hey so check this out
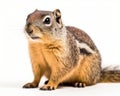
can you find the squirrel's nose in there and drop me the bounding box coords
[27,29,33,34]
[26,23,33,34]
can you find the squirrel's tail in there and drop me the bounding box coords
[100,66,120,82]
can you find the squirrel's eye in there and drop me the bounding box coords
[43,17,51,25]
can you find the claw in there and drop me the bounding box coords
[74,82,86,88]
[23,83,38,88]
[40,85,55,90]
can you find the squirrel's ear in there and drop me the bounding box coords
[53,9,63,26]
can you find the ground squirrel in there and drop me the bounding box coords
[23,9,120,90]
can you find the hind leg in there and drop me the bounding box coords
[61,54,101,88]
[75,54,101,87]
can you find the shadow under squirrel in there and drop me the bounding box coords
[23,9,120,90]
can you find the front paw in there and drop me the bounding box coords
[23,83,38,88]
[40,85,57,90]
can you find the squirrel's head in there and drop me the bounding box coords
[25,9,65,42]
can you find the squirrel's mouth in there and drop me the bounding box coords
[27,33,40,39]
[31,36,40,39]
[25,28,40,39]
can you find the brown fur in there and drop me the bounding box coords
[66,26,97,50]
[100,68,120,82]
[23,9,120,90]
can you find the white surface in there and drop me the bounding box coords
[0,83,120,96]
[0,0,120,96]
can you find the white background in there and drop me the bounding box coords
[0,0,120,96]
